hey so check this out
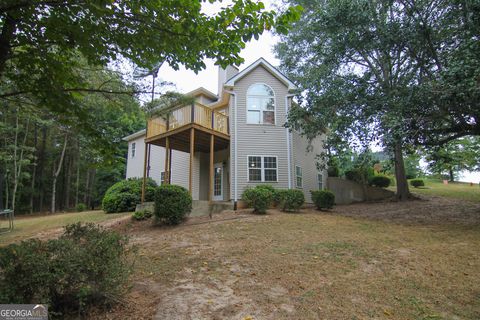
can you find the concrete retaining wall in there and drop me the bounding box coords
[327,177,394,205]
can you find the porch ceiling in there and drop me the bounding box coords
[147,124,229,153]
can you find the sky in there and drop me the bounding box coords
[156,0,280,95]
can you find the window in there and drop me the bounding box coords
[131,142,136,158]
[248,156,277,182]
[318,173,323,190]
[247,84,275,125]
[296,166,303,188]
[160,172,165,185]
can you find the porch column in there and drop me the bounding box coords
[209,134,214,202]
[189,128,195,195]
[164,137,170,184]
[141,141,148,203]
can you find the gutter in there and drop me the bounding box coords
[224,89,238,210]
[285,94,295,189]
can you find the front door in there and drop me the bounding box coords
[213,163,223,201]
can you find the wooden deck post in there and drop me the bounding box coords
[141,142,148,203]
[209,134,214,203]
[189,128,195,195]
[164,137,170,184]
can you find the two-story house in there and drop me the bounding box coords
[123,58,326,209]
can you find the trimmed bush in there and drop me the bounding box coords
[311,190,335,210]
[410,179,425,188]
[102,178,157,213]
[369,175,391,188]
[279,189,305,212]
[242,186,274,214]
[154,185,192,225]
[75,203,87,212]
[0,223,132,316]
[132,209,152,221]
[273,189,289,206]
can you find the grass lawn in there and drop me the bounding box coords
[100,197,480,320]
[0,210,130,245]
[408,179,480,202]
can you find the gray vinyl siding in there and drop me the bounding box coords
[291,133,327,203]
[230,65,290,200]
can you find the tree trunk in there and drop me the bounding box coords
[83,168,90,205]
[89,168,96,210]
[29,124,38,214]
[0,167,4,211]
[65,154,71,209]
[51,134,68,214]
[0,14,16,79]
[37,126,47,212]
[394,141,410,201]
[75,144,80,207]
[449,168,454,182]
[12,111,30,214]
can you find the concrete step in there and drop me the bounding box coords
[135,200,234,217]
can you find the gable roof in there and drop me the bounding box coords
[224,58,297,91]
[122,129,146,141]
[185,87,218,101]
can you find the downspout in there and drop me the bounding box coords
[225,90,237,210]
[285,94,295,189]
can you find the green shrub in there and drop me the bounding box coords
[0,223,132,316]
[132,209,152,221]
[75,203,87,212]
[410,179,425,188]
[345,167,374,184]
[273,189,288,206]
[102,178,157,213]
[279,189,305,212]
[311,190,335,210]
[154,185,192,225]
[242,186,274,214]
[368,175,391,188]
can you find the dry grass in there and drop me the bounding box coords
[98,196,480,320]
[409,179,480,203]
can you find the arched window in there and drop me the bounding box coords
[247,84,275,124]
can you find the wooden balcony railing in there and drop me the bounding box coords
[146,103,229,139]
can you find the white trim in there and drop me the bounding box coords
[246,83,276,125]
[285,94,294,189]
[247,155,278,183]
[122,129,146,141]
[225,58,297,91]
[317,172,324,190]
[295,165,303,189]
[225,90,237,203]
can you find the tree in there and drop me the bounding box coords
[426,138,479,181]
[276,0,420,200]
[0,1,302,123]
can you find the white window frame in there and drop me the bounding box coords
[317,172,324,190]
[131,142,136,158]
[295,165,303,188]
[247,155,278,182]
[246,83,276,125]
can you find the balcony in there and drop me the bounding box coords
[145,102,230,153]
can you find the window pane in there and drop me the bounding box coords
[249,169,262,181]
[263,111,275,124]
[297,176,302,188]
[318,174,323,190]
[249,156,262,168]
[247,97,260,110]
[248,84,274,96]
[264,157,277,169]
[263,98,275,110]
[265,169,277,182]
[296,166,302,176]
[247,110,260,124]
